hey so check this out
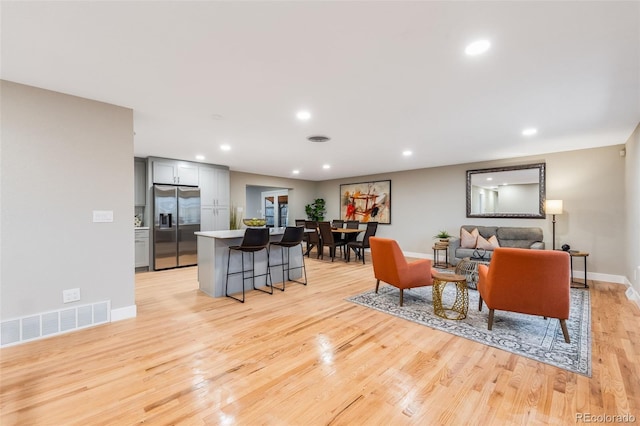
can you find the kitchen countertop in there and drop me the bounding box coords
[195,227,286,239]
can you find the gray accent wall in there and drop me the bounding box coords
[1,81,135,320]
[317,145,627,277]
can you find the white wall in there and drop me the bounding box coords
[316,145,627,277]
[0,81,135,320]
[624,124,640,296]
[229,171,317,225]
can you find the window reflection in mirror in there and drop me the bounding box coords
[466,163,546,218]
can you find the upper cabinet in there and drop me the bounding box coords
[134,158,147,206]
[199,166,229,206]
[152,160,198,186]
[199,166,230,231]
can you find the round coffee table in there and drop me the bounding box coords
[432,272,468,320]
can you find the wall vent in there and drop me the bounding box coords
[0,301,110,347]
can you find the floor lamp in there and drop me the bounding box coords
[545,200,563,250]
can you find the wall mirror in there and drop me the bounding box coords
[466,163,546,218]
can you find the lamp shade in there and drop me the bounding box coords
[545,199,563,215]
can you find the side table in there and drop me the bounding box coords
[568,251,589,288]
[432,272,468,320]
[432,245,449,268]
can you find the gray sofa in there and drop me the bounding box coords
[448,225,544,266]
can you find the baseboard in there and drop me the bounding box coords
[623,278,640,309]
[403,251,429,259]
[111,305,137,322]
[402,251,631,286]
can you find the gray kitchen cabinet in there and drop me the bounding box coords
[199,166,230,231]
[152,160,198,186]
[134,228,149,268]
[134,158,146,206]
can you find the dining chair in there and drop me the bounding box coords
[343,220,360,245]
[347,221,378,264]
[332,219,345,243]
[318,221,346,262]
[304,220,321,258]
[225,227,273,303]
[270,226,307,290]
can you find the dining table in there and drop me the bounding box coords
[303,227,365,258]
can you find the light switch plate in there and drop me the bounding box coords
[93,210,114,222]
[63,288,81,303]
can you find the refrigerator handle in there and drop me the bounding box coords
[168,213,173,227]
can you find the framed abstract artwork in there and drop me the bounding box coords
[340,180,391,224]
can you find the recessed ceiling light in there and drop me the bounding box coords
[195,154,205,161]
[220,144,231,151]
[465,39,491,56]
[522,128,538,136]
[402,150,413,156]
[292,170,300,175]
[486,177,493,181]
[296,110,311,121]
[322,164,331,170]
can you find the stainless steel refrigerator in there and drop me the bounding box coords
[153,185,201,270]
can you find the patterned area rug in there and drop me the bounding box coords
[347,284,591,376]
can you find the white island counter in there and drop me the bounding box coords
[195,228,304,297]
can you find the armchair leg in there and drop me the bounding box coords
[560,319,571,343]
[399,288,404,307]
[478,295,483,311]
[487,309,495,330]
[375,279,380,293]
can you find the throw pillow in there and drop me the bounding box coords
[461,228,479,248]
[476,235,499,250]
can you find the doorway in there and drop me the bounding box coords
[262,190,288,227]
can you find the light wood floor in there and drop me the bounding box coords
[1,254,639,425]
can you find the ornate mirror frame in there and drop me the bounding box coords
[466,163,546,219]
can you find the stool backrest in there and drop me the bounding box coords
[280,226,304,244]
[241,228,270,248]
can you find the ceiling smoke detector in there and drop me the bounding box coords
[307,135,331,143]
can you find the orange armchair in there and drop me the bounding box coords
[477,247,571,343]
[370,237,436,306]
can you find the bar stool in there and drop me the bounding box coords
[225,228,273,303]
[269,226,307,291]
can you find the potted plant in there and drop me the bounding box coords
[434,230,451,242]
[305,198,326,221]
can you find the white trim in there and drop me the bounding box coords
[623,279,640,309]
[111,305,137,322]
[403,251,429,259]
[401,251,633,287]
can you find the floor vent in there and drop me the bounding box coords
[0,301,111,347]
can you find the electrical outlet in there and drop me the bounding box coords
[63,288,81,303]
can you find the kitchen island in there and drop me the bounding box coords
[195,228,304,298]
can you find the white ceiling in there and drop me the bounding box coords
[2,1,639,181]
